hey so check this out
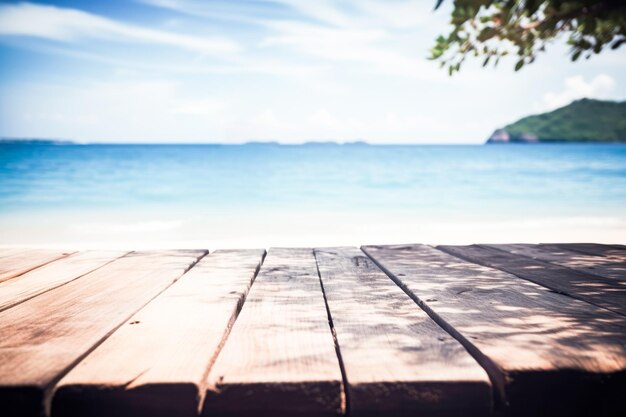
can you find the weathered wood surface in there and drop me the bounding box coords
[0,251,127,312]
[0,249,74,283]
[363,244,626,417]
[486,243,626,282]
[0,250,205,417]
[314,247,492,417]
[0,244,625,417]
[553,243,626,257]
[202,248,343,417]
[439,244,626,316]
[51,249,265,417]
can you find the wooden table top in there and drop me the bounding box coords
[0,243,624,417]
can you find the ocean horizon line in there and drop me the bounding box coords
[1,137,484,146]
[3,138,626,146]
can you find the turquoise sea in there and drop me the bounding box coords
[1,143,625,247]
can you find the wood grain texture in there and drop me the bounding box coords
[0,251,127,312]
[554,243,626,257]
[487,244,626,282]
[363,244,626,417]
[314,247,491,417]
[51,249,265,417]
[0,250,74,283]
[202,248,343,417]
[0,250,205,417]
[440,244,626,316]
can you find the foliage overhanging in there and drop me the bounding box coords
[431,0,626,74]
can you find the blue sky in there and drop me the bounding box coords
[0,0,625,144]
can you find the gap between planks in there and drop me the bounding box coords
[360,245,507,408]
[0,250,207,417]
[362,244,626,417]
[202,248,344,417]
[439,244,626,317]
[314,250,350,417]
[51,249,265,417]
[43,250,208,417]
[0,250,130,313]
[0,250,76,283]
[486,243,626,282]
[315,247,492,417]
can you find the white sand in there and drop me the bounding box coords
[1,211,624,250]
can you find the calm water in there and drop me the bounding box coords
[1,143,625,247]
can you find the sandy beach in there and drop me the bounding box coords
[1,211,624,250]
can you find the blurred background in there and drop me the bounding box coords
[0,0,625,248]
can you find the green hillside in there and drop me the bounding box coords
[487,99,626,143]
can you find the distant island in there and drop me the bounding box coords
[0,138,73,145]
[487,99,626,144]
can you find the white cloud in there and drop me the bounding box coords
[1,78,232,142]
[138,0,432,29]
[137,0,289,24]
[0,1,445,80]
[0,2,239,54]
[31,43,328,80]
[250,109,281,127]
[357,0,428,28]
[540,74,617,110]
[171,98,225,115]
[260,21,440,80]
[307,109,344,130]
[220,107,459,144]
[274,0,352,27]
[275,0,433,29]
[136,0,444,79]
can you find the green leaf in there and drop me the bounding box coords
[430,47,444,59]
[593,42,603,54]
[611,38,625,50]
[477,27,497,42]
[430,0,626,74]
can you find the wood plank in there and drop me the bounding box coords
[363,244,626,417]
[556,243,626,280]
[202,248,343,417]
[51,249,265,417]
[439,244,626,316]
[0,249,206,417]
[0,249,74,283]
[487,243,626,282]
[0,251,128,312]
[314,247,491,417]
[554,243,626,257]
